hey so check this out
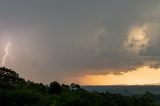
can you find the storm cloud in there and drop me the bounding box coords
[0,0,160,83]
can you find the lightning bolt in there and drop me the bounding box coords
[1,41,11,67]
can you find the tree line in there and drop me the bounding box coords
[0,67,159,106]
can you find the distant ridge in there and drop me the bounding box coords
[82,85,160,95]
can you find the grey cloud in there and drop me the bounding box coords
[0,0,160,83]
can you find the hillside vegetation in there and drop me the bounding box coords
[0,67,158,106]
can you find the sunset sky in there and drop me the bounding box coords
[0,0,160,85]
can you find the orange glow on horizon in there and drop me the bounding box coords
[78,66,160,85]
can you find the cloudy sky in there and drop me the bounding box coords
[0,0,160,85]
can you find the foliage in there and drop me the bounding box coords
[0,67,159,106]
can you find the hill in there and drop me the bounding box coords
[0,67,158,106]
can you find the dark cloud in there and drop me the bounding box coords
[0,0,160,83]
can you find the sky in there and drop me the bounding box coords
[0,0,160,85]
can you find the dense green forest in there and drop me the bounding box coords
[0,67,159,106]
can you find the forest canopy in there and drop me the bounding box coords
[0,67,158,106]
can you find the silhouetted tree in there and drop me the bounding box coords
[49,81,62,94]
[70,83,80,90]
[0,67,19,89]
[61,84,70,92]
[0,67,19,82]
